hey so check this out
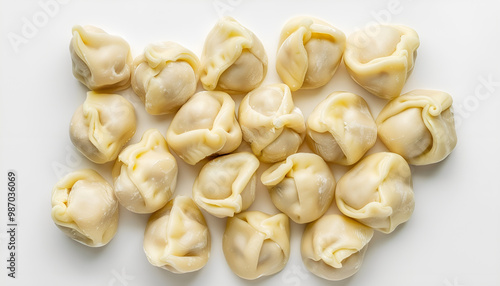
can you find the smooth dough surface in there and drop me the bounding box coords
[143,196,210,273]
[193,152,259,218]
[113,129,178,214]
[261,153,336,224]
[376,89,457,165]
[51,169,119,247]
[69,91,136,164]
[223,211,290,280]
[200,16,267,93]
[238,83,305,163]
[344,24,420,99]
[70,25,132,92]
[307,91,377,165]
[335,152,415,233]
[131,41,199,115]
[276,16,346,91]
[301,214,374,281]
[166,90,242,165]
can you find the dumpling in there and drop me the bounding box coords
[70,25,132,92]
[335,152,415,233]
[223,211,290,280]
[131,41,199,115]
[143,196,210,273]
[200,16,267,94]
[344,24,419,99]
[112,129,178,214]
[51,169,119,247]
[276,16,346,91]
[306,91,377,165]
[376,89,457,165]
[166,90,242,165]
[70,91,136,164]
[261,153,336,224]
[301,214,374,281]
[192,152,259,218]
[238,83,305,163]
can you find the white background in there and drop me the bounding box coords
[1,0,500,285]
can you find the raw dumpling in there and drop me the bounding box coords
[131,42,199,115]
[376,89,457,165]
[335,152,414,233]
[301,214,374,281]
[223,211,290,280]
[143,196,210,273]
[306,91,377,165]
[51,169,119,247]
[200,16,267,94]
[344,24,419,99]
[276,16,346,91]
[70,91,136,164]
[238,83,305,163]
[113,129,178,214]
[261,153,336,224]
[70,25,132,92]
[192,152,259,218]
[166,90,242,165]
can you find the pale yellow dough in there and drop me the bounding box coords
[143,196,210,273]
[113,129,178,214]
[306,91,377,165]
[51,169,119,247]
[261,153,336,224]
[276,16,346,91]
[200,16,267,94]
[131,42,199,115]
[301,214,374,281]
[70,25,132,92]
[223,211,290,280]
[69,91,136,164]
[344,24,419,99]
[335,152,415,233]
[238,83,306,163]
[192,152,259,218]
[166,90,242,165]
[376,89,457,165]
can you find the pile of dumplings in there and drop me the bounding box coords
[50,15,457,281]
